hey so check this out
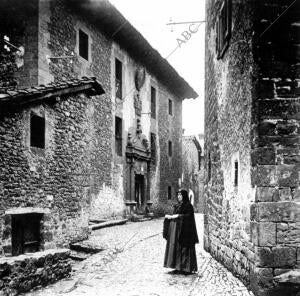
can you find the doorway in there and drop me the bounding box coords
[135,174,145,210]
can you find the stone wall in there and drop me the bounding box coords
[0,91,110,254]
[0,0,185,222]
[0,249,71,295]
[155,84,183,215]
[204,0,255,285]
[39,0,118,219]
[0,0,39,88]
[250,1,300,295]
[205,0,300,295]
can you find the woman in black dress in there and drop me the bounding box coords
[163,189,199,274]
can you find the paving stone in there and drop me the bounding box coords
[27,215,254,296]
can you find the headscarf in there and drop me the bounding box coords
[174,189,199,246]
[174,189,190,214]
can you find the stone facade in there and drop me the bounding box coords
[0,79,105,255]
[0,0,196,260]
[205,0,300,295]
[182,135,204,212]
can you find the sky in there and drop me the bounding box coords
[110,0,206,135]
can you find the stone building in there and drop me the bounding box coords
[182,135,204,212]
[205,0,300,295]
[0,0,197,258]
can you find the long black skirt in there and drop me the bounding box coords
[163,219,198,273]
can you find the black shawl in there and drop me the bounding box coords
[174,201,199,246]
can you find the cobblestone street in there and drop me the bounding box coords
[27,215,254,296]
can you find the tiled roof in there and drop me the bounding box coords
[0,77,105,109]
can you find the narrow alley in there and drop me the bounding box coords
[26,216,254,296]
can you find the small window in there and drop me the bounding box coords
[151,87,156,119]
[30,113,45,149]
[216,0,231,59]
[234,160,238,187]
[79,29,89,61]
[115,116,122,156]
[115,58,122,99]
[168,140,172,157]
[150,133,156,163]
[208,152,212,182]
[168,99,173,116]
[168,186,172,200]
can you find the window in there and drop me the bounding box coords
[150,133,156,163]
[151,87,156,119]
[79,29,89,60]
[208,152,212,182]
[168,186,172,200]
[216,0,231,59]
[11,213,42,256]
[168,140,172,157]
[30,113,45,149]
[115,116,122,156]
[234,160,238,187]
[115,58,122,99]
[168,99,173,116]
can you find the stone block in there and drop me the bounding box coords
[277,164,300,187]
[258,121,277,136]
[256,247,273,267]
[250,222,258,245]
[251,148,276,165]
[273,247,297,268]
[258,99,300,120]
[292,188,300,201]
[256,246,297,268]
[255,187,278,202]
[274,188,292,202]
[250,266,273,293]
[252,166,277,187]
[256,201,300,222]
[277,122,299,136]
[258,222,276,246]
[277,222,300,245]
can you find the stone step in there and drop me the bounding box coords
[69,250,91,261]
[89,219,108,224]
[70,242,103,254]
[89,219,128,231]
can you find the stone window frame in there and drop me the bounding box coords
[75,24,92,64]
[216,0,232,59]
